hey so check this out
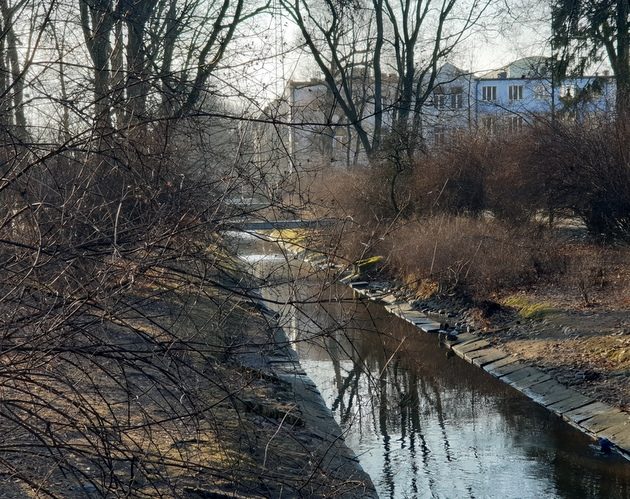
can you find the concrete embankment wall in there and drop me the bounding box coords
[245,290,377,497]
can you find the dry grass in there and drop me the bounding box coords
[320,211,566,298]
[310,122,630,301]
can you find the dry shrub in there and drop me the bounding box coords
[484,131,546,223]
[527,119,630,241]
[313,118,630,244]
[307,169,406,270]
[353,215,565,298]
[0,122,265,495]
[564,243,630,307]
[409,131,544,223]
[307,168,398,223]
[411,134,492,217]
[308,126,630,301]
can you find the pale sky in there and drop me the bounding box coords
[231,1,578,109]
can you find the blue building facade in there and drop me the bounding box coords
[430,57,616,146]
[255,57,617,169]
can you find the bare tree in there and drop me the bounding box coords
[280,0,382,157]
[0,0,381,494]
[281,0,490,162]
[0,0,52,142]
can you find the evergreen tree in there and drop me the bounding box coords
[552,0,630,117]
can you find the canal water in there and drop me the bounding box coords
[234,233,630,498]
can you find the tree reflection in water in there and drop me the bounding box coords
[246,242,630,498]
[285,283,630,498]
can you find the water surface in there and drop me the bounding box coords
[234,234,630,498]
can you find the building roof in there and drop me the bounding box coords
[480,56,551,80]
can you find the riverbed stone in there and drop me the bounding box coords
[523,380,577,406]
[483,356,519,373]
[580,410,629,434]
[502,367,550,387]
[468,348,510,367]
[449,332,476,344]
[510,373,553,391]
[563,401,613,424]
[349,281,369,289]
[546,393,594,414]
[599,421,630,444]
[491,361,529,377]
[401,310,426,320]
[607,428,630,453]
[398,302,416,312]
[408,318,437,329]
[418,322,442,333]
[452,339,491,355]
[381,294,399,305]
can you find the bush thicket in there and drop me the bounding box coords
[313,118,630,298]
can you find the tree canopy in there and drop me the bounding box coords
[552,0,630,116]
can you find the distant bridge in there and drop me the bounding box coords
[228,219,336,231]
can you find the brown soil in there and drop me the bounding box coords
[467,285,630,412]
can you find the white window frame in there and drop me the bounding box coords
[508,116,524,133]
[450,91,463,109]
[434,125,446,145]
[435,94,448,109]
[482,86,497,102]
[481,116,496,134]
[509,85,523,101]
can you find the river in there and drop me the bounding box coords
[235,233,630,498]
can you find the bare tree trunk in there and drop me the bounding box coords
[372,0,384,151]
[111,18,125,128]
[0,0,27,140]
[50,22,72,143]
[614,0,630,118]
[124,0,155,125]
[79,0,117,130]
[281,0,374,157]
[159,0,179,116]
[0,16,9,133]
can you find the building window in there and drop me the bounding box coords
[509,85,523,101]
[481,116,496,134]
[508,115,524,133]
[482,86,497,101]
[434,93,448,109]
[533,85,547,100]
[436,87,463,109]
[434,126,446,145]
[450,87,463,109]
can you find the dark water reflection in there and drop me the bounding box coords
[293,296,630,498]
[236,236,630,498]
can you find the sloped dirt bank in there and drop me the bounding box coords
[0,250,374,497]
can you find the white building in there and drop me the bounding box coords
[253,57,616,169]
